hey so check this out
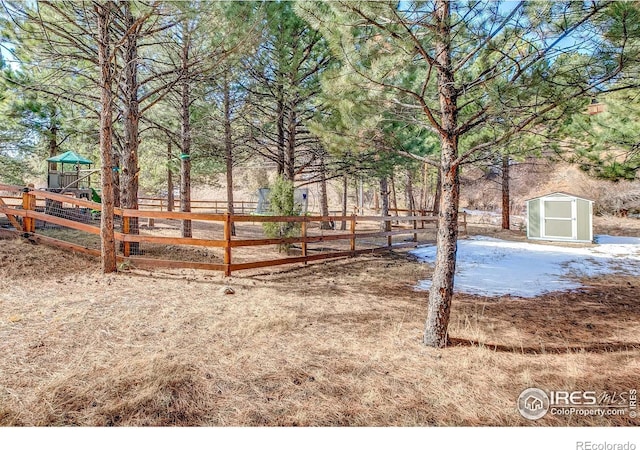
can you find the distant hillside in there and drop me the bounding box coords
[460,160,640,217]
[135,159,640,217]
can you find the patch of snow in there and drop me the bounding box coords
[462,208,500,216]
[594,235,640,245]
[410,235,640,298]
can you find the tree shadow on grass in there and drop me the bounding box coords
[448,337,640,354]
[450,274,640,354]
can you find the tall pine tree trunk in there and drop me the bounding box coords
[48,123,58,172]
[341,174,347,231]
[167,140,174,212]
[501,154,510,230]
[390,174,398,219]
[405,168,415,216]
[111,144,120,208]
[379,176,390,232]
[285,101,297,182]
[276,84,285,176]
[432,168,442,216]
[121,1,140,254]
[418,163,426,211]
[180,26,192,238]
[223,72,236,236]
[96,2,116,273]
[424,0,459,348]
[319,158,332,229]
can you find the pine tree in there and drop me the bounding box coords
[300,0,638,347]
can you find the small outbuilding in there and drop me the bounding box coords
[255,187,309,215]
[46,150,94,191]
[526,192,594,243]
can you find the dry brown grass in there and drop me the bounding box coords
[594,215,640,236]
[0,235,639,427]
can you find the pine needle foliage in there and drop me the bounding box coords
[262,175,301,253]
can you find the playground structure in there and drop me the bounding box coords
[43,150,99,222]
[46,151,97,196]
[0,183,468,276]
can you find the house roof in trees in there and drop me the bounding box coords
[46,151,93,165]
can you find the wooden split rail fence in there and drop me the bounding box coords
[0,184,467,276]
[138,197,258,214]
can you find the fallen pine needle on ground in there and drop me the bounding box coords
[0,236,638,426]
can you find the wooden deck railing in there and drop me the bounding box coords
[0,184,467,276]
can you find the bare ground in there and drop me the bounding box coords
[0,223,639,426]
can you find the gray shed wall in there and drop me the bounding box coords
[576,198,592,241]
[528,198,541,238]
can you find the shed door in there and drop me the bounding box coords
[542,198,576,239]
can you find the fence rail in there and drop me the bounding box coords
[138,197,258,214]
[0,184,467,276]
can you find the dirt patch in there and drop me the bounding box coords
[0,236,638,426]
[0,238,99,279]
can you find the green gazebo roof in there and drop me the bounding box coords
[46,151,93,165]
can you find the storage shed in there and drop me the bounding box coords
[255,187,309,215]
[526,192,593,243]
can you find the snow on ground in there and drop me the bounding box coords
[411,235,640,298]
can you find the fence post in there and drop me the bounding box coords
[147,201,155,228]
[22,186,36,233]
[122,215,131,257]
[224,212,232,276]
[301,217,308,263]
[413,214,418,242]
[350,214,356,256]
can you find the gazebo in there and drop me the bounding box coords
[46,151,94,192]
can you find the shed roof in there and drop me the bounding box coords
[525,191,594,203]
[46,151,93,165]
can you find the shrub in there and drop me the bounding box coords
[262,175,301,252]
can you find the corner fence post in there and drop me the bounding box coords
[22,186,36,233]
[122,215,131,257]
[224,212,232,276]
[350,214,356,256]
